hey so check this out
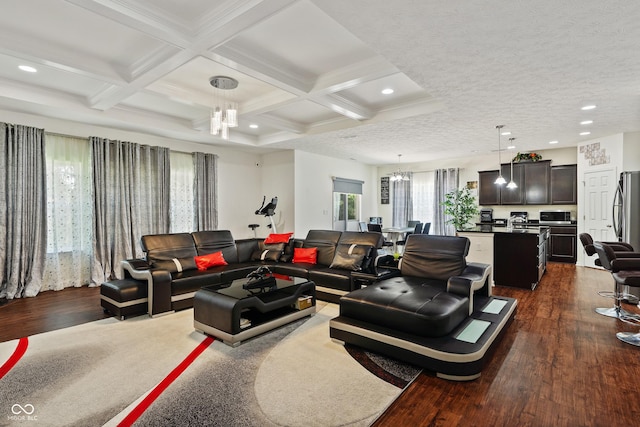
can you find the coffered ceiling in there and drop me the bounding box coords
[1,0,639,165]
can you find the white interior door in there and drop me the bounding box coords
[583,168,617,268]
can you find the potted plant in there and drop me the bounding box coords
[441,187,479,231]
[513,152,542,162]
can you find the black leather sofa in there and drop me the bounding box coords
[119,229,385,316]
[330,234,517,381]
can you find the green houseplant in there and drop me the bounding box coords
[441,187,479,231]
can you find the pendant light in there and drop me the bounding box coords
[506,137,518,189]
[494,125,507,185]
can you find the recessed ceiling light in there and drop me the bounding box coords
[501,131,511,136]
[381,88,394,95]
[18,65,37,73]
[249,124,258,129]
[549,140,559,144]
[507,145,516,150]
[580,131,591,136]
[580,120,593,125]
[581,105,596,110]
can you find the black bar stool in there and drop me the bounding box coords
[593,242,640,325]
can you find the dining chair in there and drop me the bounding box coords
[367,223,393,248]
[421,222,431,235]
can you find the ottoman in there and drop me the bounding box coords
[100,278,148,320]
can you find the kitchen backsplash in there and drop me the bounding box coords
[481,205,577,222]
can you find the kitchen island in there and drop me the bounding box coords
[458,226,550,290]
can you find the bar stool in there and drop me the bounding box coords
[593,242,640,324]
[580,233,640,315]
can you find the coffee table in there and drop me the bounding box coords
[193,275,316,346]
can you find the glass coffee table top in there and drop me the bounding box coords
[201,275,308,300]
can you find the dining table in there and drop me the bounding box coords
[381,226,414,254]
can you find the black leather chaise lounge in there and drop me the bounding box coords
[330,234,517,381]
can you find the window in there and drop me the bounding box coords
[332,177,363,231]
[170,151,195,233]
[42,134,93,289]
[412,171,435,225]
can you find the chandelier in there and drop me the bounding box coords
[494,125,507,185]
[209,76,239,140]
[390,154,410,181]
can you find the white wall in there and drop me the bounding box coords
[255,151,295,237]
[294,151,377,237]
[576,133,624,265]
[623,132,640,171]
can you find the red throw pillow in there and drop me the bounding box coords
[293,247,317,264]
[264,232,294,244]
[194,251,228,271]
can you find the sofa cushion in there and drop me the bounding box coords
[329,244,372,271]
[309,267,352,292]
[195,251,228,270]
[251,249,282,262]
[303,230,342,266]
[264,232,294,244]
[151,257,196,273]
[192,230,239,263]
[400,235,469,280]
[293,247,318,264]
[142,233,197,262]
[272,263,310,278]
[340,279,469,337]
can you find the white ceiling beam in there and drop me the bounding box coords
[76,0,301,111]
[254,114,307,134]
[64,0,194,46]
[314,94,374,121]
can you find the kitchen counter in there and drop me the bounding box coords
[458,226,550,290]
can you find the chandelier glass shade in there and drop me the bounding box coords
[390,154,410,181]
[209,76,239,140]
[494,125,507,185]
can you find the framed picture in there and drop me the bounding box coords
[466,180,478,197]
[381,177,390,204]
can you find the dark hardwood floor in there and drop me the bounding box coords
[2,264,639,426]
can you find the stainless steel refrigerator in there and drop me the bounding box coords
[613,171,640,250]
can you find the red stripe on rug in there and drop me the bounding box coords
[0,337,29,380]
[117,335,214,427]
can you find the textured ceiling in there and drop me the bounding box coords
[1,0,639,165]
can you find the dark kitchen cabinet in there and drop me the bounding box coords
[499,163,524,204]
[523,160,551,204]
[549,225,577,263]
[478,170,501,205]
[494,228,549,289]
[479,160,551,205]
[551,164,577,204]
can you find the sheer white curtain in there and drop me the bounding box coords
[170,151,195,233]
[392,174,413,227]
[42,134,93,290]
[412,171,435,229]
[433,168,459,235]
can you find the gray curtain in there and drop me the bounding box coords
[433,168,459,236]
[392,173,413,227]
[0,123,47,299]
[193,152,218,231]
[91,137,170,284]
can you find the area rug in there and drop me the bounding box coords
[0,304,420,426]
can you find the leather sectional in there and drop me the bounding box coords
[330,234,517,380]
[119,229,385,316]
